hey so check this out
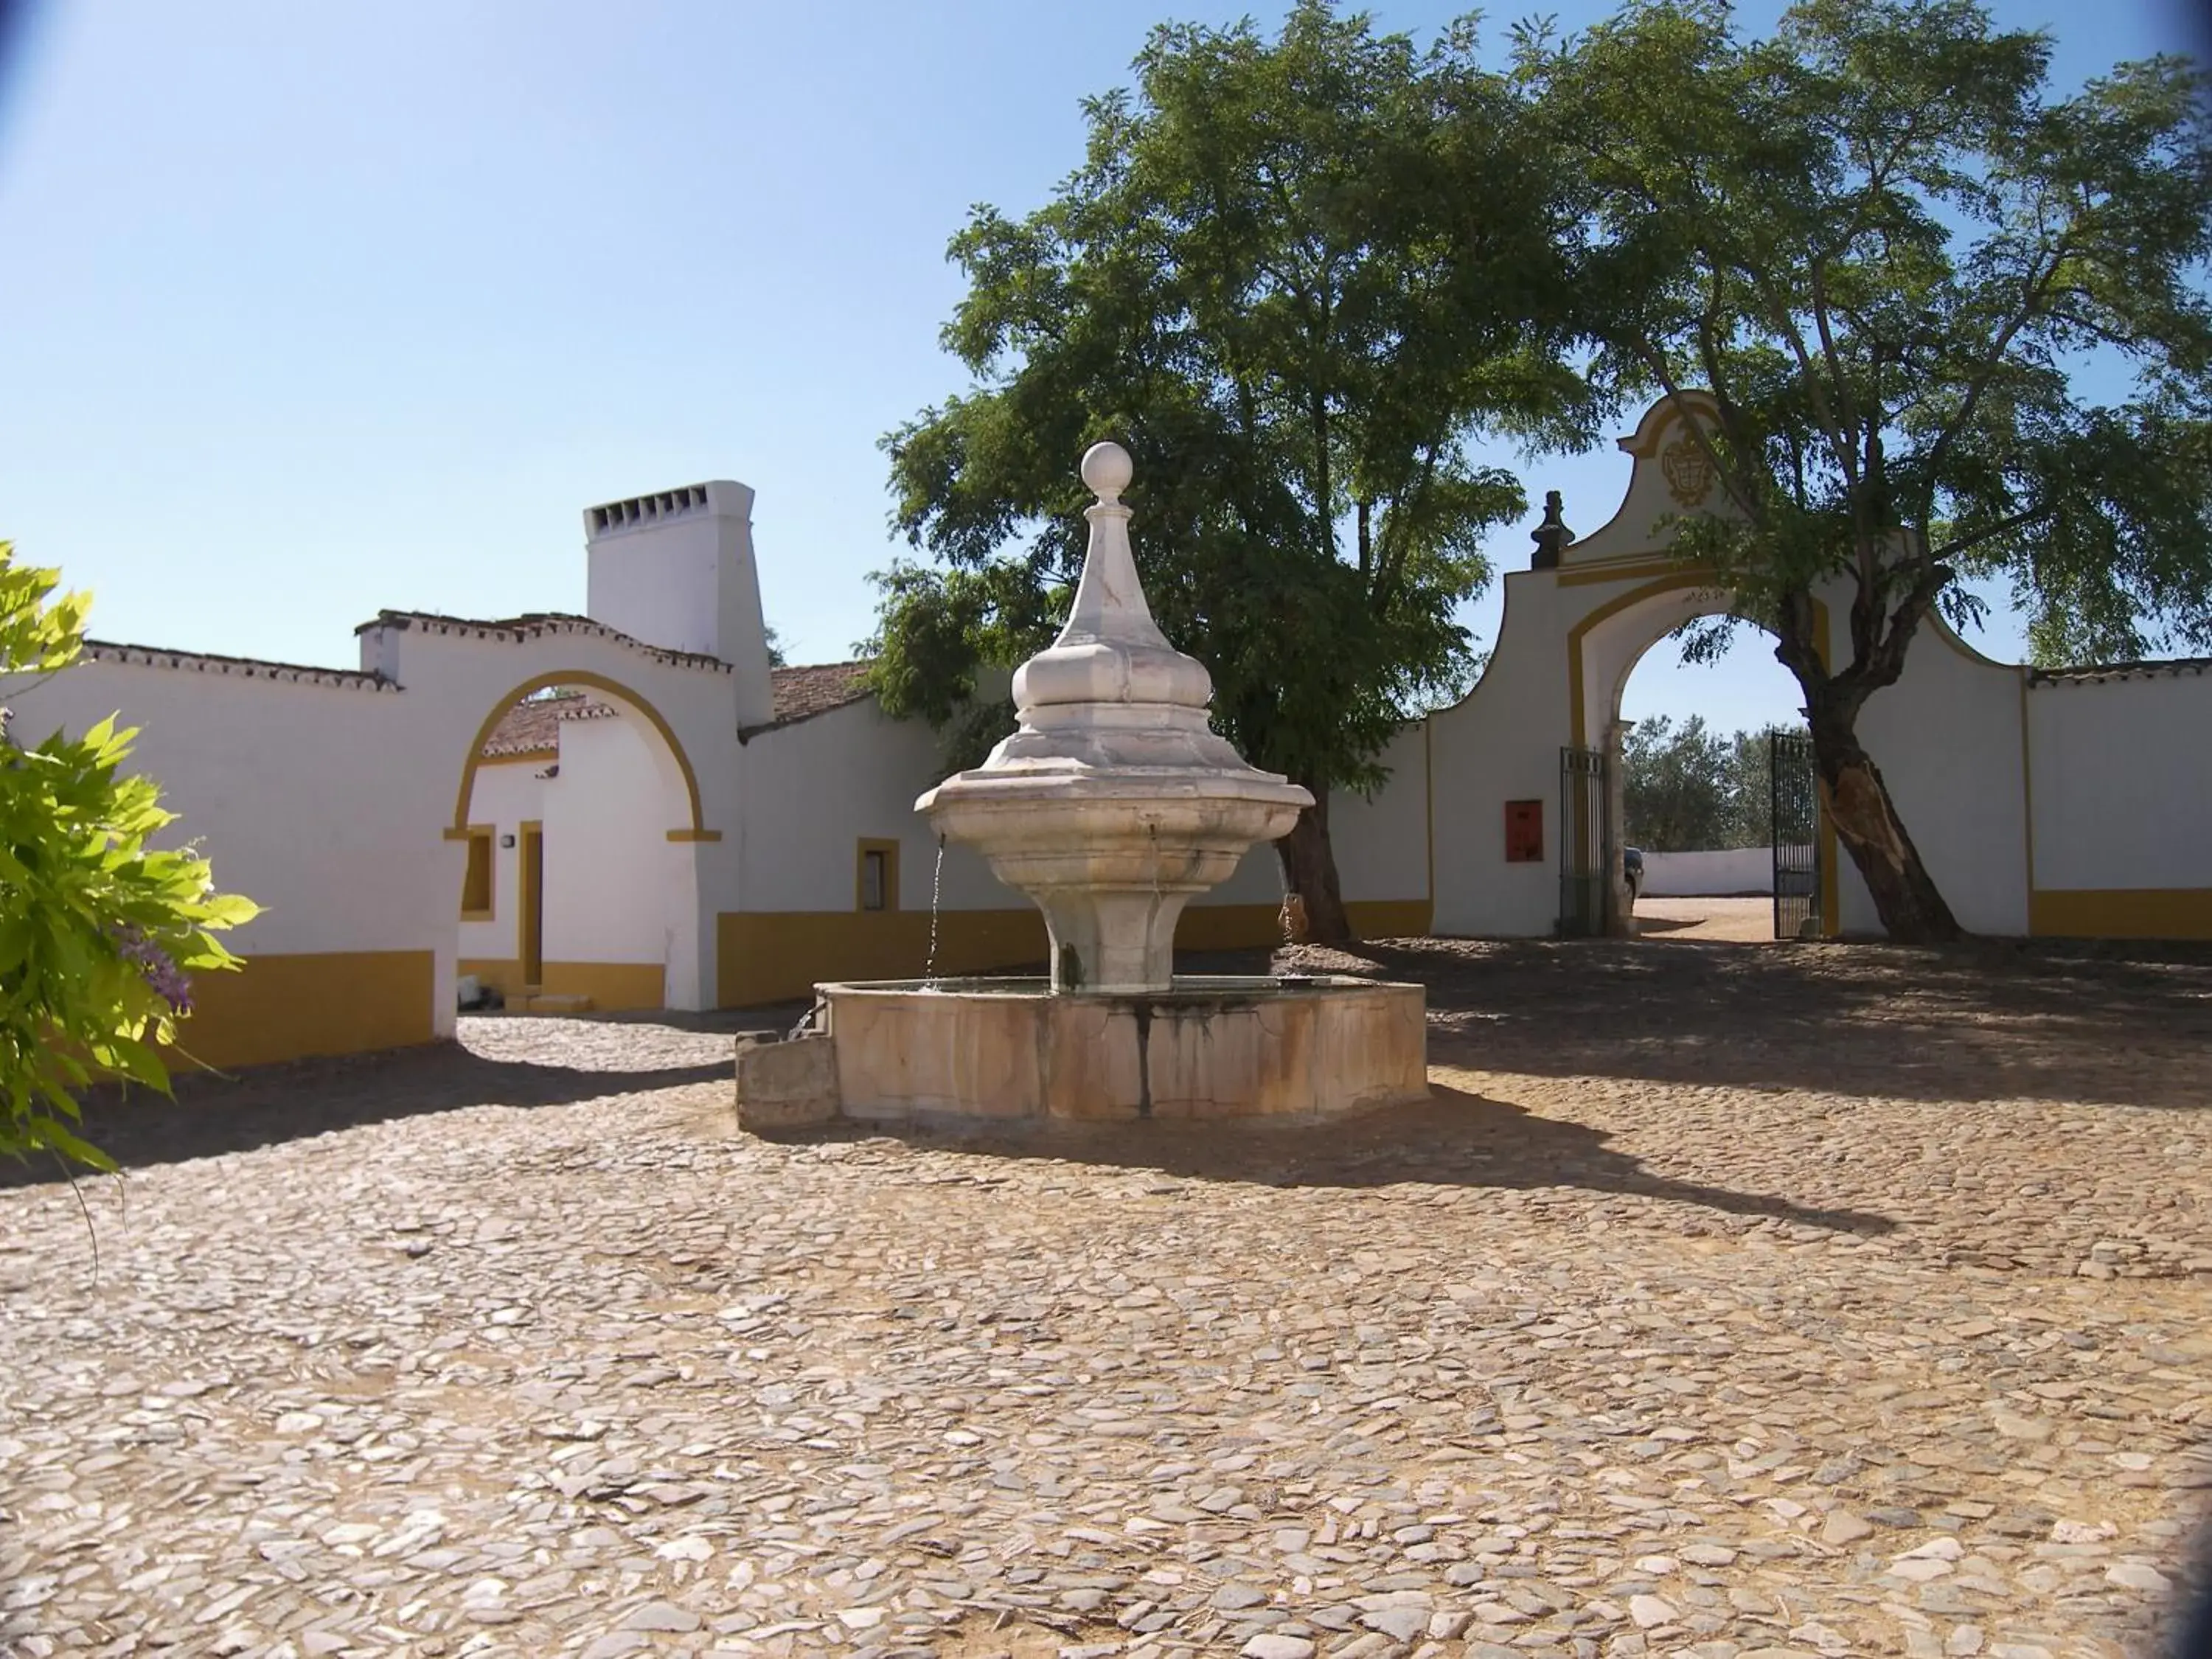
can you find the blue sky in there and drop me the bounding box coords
[0,0,2197,741]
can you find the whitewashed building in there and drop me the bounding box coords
[7,394,2205,1072]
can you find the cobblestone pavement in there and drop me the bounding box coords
[4,937,2211,1659]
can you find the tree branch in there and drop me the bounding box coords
[1928,504,2056,563]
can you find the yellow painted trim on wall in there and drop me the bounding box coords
[1564,572,1837,938]
[715,900,1439,1007]
[1615,389,1723,460]
[718,909,1045,1007]
[1556,557,1720,588]
[2029,889,2212,940]
[518,820,544,987]
[478,747,558,768]
[1567,571,1752,749]
[1178,900,1434,952]
[855,838,902,913]
[173,950,436,1071]
[459,824,495,922]
[539,961,666,1012]
[451,671,714,841]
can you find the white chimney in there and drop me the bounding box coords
[582,480,773,728]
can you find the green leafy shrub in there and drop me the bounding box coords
[0,543,259,1172]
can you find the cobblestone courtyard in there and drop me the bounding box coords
[4,936,2210,1659]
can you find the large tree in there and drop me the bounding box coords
[1517,0,2212,941]
[869,1,1593,942]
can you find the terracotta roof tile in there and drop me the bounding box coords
[360,609,731,674]
[2027,655,2212,686]
[768,661,874,726]
[481,689,610,758]
[81,639,397,692]
[483,663,877,757]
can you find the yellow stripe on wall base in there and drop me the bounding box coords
[539,961,666,1012]
[717,900,1439,1009]
[717,910,1046,1008]
[1175,900,1436,953]
[459,958,666,1010]
[175,950,436,1072]
[2029,888,2212,941]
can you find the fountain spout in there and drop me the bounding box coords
[916,442,1312,994]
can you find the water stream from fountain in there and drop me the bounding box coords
[922,835,947,988]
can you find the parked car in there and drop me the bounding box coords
[1623,846,1644,905]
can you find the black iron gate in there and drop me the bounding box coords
[1559,745,1610,937]
[1770,730,1821,940]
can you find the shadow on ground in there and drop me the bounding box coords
[0,1003,810,1191]
[800,1081,1896,1237]
[1207,934,2212,1110]
[15,933,2206,1192]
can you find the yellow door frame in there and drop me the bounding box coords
[519,820,545,987]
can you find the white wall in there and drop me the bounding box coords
[7,652,464,1039]
[362,613,739,1008]
[1204,720,1432,908]
[1642,847,1772,896]
[736,698,1008,915]
[10,660,451,961]
[1429,571,1580,937]
[541,714,686,966]
[457,760,545,964]
[2028,669,2211,891]
[583,481,775,729]
[1836,617,2029,936]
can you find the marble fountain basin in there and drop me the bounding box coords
[815,974,1427,1124]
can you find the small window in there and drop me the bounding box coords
[856,839,899,913]
[460,827,495,919]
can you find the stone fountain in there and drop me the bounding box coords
[746,442,1427,1128]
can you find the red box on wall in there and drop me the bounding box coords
[1505,799,1543,863]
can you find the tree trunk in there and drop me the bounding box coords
[1806,705,1964,944]
[1276,782,1355,946]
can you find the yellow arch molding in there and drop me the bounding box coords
[446,669,721,844]
[1563,570,1838,937]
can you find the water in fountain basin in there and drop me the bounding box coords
[921,836,947,989]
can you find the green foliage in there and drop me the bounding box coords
[763,625,787,669]
[1623,715,1809,850]
[1623,714,1733,851]
[0,543,259,1173]
[870,0,1596,815]
[1517,0,2212,680]
[1517,0,2212,935]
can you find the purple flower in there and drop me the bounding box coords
[111,925,192,1015]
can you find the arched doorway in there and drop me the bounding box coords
[1563,575,1837,939]
[448,669,714,1012]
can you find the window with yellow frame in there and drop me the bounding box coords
[856,838,900,913]
[459,826,495,920]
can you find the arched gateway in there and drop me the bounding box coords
[1425,392,2065,942]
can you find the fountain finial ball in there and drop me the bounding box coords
[1081,440,1133,503]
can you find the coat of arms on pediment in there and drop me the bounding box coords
[1660,437,1717,508]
